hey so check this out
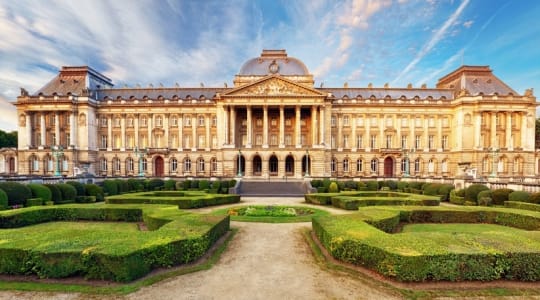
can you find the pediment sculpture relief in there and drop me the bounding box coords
[237,79,317,96]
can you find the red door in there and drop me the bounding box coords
[384,157,394,177]
[154,156,164,177]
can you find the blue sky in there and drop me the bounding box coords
[0,0,539,131]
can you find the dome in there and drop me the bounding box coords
[238,50,310,76]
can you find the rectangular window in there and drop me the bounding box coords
[270,134,277,146]
[199,116,205,127]
[155,117,162,127]
[386,116,393,127]
[128,118,134,127]
[331,135,336,148]
[141,117,147,127]
[442,117,449,127]
[331,116,336,127]
[171,117,177,126]
[242,134,247,146]
[184,136,191,148]
[255,134,262,145]
[285,134,292,146]
[343,115,349,126]
[415,135,421,149]
[401,117,408,127]
[198,135,205,148]
[428,135,435,149]
[386,135,392,148]
[256,118,262,127]
[212,115,217,126]
[66,133,70,146]
[285,118,292,126]
[415,117,422,127]
[371,116,377,126]
[428,117,435,127]
[401,135,407,149]
[101,135,107,148]
[184,116,191,126]
[343,135,349,148]
[356,135,363,148]
[271,118,277,126]
[356,117,364,126]
[370,135,377,149]
[442,135,448,150]
[101,117,107,127]
[212,135,217,148]
[301,134,306,145]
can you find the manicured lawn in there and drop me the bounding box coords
[211,205,330,223]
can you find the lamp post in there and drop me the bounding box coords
[304,149,310,177]
[490,147,499,178]
[134,146,148,177]
[237,149,243,177]
[51,145,64,177]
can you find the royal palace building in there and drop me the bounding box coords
[13,50,539,180]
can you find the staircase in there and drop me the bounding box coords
[238,180,307,197]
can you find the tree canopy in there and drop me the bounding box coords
[0,130,17,148]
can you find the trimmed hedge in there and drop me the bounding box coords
[0,189,7,210]
[105,191,240,208]
[103,180,119,196]
[492,188,514,205]
[0,182,32,207]
[164,179,176,191]
[146,178,165,191]
[0,204,230,282]
[27,184,52,202]
[26,198,43,207]
[464,184,489,202]
[505,201,540,212]
[57,183,77,202]
[45,184,63,203]
[66,181,85,197]
[305,191,439,209]
[509,191,530,203]
[313,206,540,282]
[477,190,493,206]
[85,184,104,202]
[76,196,96,203]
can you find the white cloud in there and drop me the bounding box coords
[463,20,474,28]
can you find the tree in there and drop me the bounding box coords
[0,130,17,148]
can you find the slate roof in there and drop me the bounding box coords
[319,88,454,100]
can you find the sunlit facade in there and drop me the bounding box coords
[13,50,539,180]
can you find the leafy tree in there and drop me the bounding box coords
[0,130,17,148]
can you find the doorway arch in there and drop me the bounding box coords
[384,156,394,177]
[154,156,164,177]
[301,155,311,176]
[8,157,15,174]
[285,155,294,176]
[253,155,262,176]
[269,155,278,175]
[236,154,245,176]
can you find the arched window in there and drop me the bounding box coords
[330,158,337,172]
[441,159,448,173]
[428,159,435,173]
[414,158,421,173]
[370,158,378,172]
[211,157,218,172]
[126,157,134,173]
[113,157,121,173]
[170,158,178,172]
[197,158,205,172]
[100,158,108,172]
[30,155,39,172]
[356,159,363,172]
[343,158,349,172]
[62,157,68,171]
[401,158,408,172]
[184,157,192,172]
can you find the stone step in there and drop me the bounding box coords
[239,181,306,197]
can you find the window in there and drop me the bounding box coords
[198,135,205,148]
[370,159,378,172]
[211,158,217,172]
[212,135,217,148]
[171,134,178,148]
[343,115,350,126]
[270,134,277,146]
[285,118,292,126]
[170,158,178,172]
[415,117,422,127]
[401,135,407,149]
[126,158,134,173]
[301,134,306,145]
[184,136,191,148]
[127,135,134,148]
[356,135,363,148]
[31,156,39,171]
[370,116,377,126]
[386,135,392,148]
[51,133,56,145]
[442,159,448,173]
[414,158,421,173]
[127,118,134,127]
[101,117,107,127]
[184,116,192,126]
[114,134,120,148]
[343,135,349,148]
[331,158,337,172]
[415,135,421,149]
[100,158,107,172]
[401,117,408,127]
[343,158,349,172]
[356,117,364,126]
[141,158,147,172]
[401,158,408,173]
[47,157,53,172]
[386,116,393,127]
[101,135,107,148]
[114,117,121,127]
[442,135,448,150]
[140,135,147,148]
[428,117,435,127]
[141,116,147,127]
[331,116,336,127]
[242,134,247,146]
[428,159,435,173]
[370,135,377,149]
[197,158,205,172]
[113,158,121,172]
[183,158,191,172]
[212,115,217,127]
[198,115,205,126]
[156,116,162,127]
[271,118,277,126]
[66,133,70,146]
[428,135,434,149]
[442,117,449,127]
[285,134,292,146]
[331,135,336,148]
[356,159,363,172]
[171,116,178,126]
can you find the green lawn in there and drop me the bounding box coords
[211,205,331,223]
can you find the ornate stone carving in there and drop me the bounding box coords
[233,78,318,96]
[19,114,26,126]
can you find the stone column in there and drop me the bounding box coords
[410,115,415,149]
[26,113,32,148]
[423,115,428,151]
[107,114,112,150]
[147,114,153,148]
[437,115,443,150]
[216,104,224,147]
[474,112,481,149]
[365,114,371,151]
[319,106,325,146]
[506,112,512,150]
[311,106,317,146]
[351,113,357,151]
[134,114,139,147]
[55,112,61,146]
[69,112,75,147]
[40,113,46,147]
[295,105,301,148]
[191,114,197,150]
[246,106,252,148]
[178,114,183,150]
[164,114,169,148]
[263,105,269,148]
[279,105,285,148]
[230,107,236,146]
[521,111,527,149]
[396,115,401,149]
[491,111,497,148]
[205,113,211,150]
[379,114,385,148]
[337,113,343,149]
[120,114,126,150]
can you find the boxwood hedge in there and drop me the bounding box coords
[106,191,240,208]
[0,189,7,210]
[313,206,540,282]
[306,191,439,210]
[0,182,32,207]
[0,204,229,282]
[27,184,52,202]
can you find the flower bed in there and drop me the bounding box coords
[313,206,540,282]
[0,204,229,282]
[212,205,330,223]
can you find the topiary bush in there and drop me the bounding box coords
[0,189,7,210]
[127,178,144,192]
[85,184,104,202]
[529,192,540,204]
[27,184,52,202]
[0,182,32,207]
[385,180,398,191]
[344,180,357,190]
[229,179,237,187]
[164,179,176,191]
[310,180,322,188]
[211,180,221,191]
[328,182,339,193]
[396,181,408,191]
[423,183,442,196]
[115,179,129,194]
[337,181,345,192]
[45,184,63,203]
[199,180,210,190]
[465,184,489,202]
[147,178,165,191]
[366,180,378,191]
[438,184,455,201]
[322,179,332,191]
[66,181,85,196]
[477,190,493,206]
[102,180,119,196]
[190,180,199,189]
[508,191,530,203]
[356,181,367,191]
[57,183,77,201]
[491,188,514,205]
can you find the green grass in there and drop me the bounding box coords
[211,205,331,223]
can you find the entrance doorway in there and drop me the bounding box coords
[285,155,294,176]
[253,155,262,176]
[154,156,164,177]
[8,157,15,174]
[236,154,245,176]
[269,155,278,175]
[301,155,310,176]
[384,157,394,177]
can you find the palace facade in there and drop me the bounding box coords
[13,50,539,180]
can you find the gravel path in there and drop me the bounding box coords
[0,197,400,300]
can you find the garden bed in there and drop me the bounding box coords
[0,204,229,282]
[313,206,540,282]
[305,191,440,210]
[211,205,330,223]
[105,191,240,208]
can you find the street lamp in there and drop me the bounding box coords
[304,149,310,177]
[51,145,64,177]
[134,146,148,177]
[237,149,243,177]
[490,147,499,178]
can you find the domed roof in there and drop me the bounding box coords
[238,50,310,76]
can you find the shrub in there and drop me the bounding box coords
[408,181,424,190]
[190,180,199,189]
[328,182,339,193]
[115,179,129,194]
[322,179,332,191]
[229,179,237,187]
[529,192,540,204]
[76,195,96,203]
[164,179,176,191]
[85,184,104,202]
[57,183,77,201]
[183,180,192,190]
[27,184,52,202]
[356,181,366,191]
[66,181,85,196]
[0,182,32,207]
[455,188,465,197]
[199,180,210,190]
[26,198,43,207]
[45,184,63,203]
[211,181,221,191]
[310,180,322,188]
[147,178,165,191]
[423,183,442,196]
[366,181,378,191]
[491,188,514,205]
[509,191,530,203]
[344,180,357,190]
[317,187,326,193]
[449,189,465,205]
[396,181,408,191]
[464,184,489,202]
[438,184,455,201]
[127,179,144,192]
[102,180,118,196]
[477,190,493,206]
[385,180,398,191]
[0,189,7,210]
[337,181,345,192]
[377,181,386,190]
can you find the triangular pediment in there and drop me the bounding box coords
[223,75,325,97]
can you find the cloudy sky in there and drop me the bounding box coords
[0,0,539,131]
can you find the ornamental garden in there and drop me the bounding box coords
[0,177,540,294]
